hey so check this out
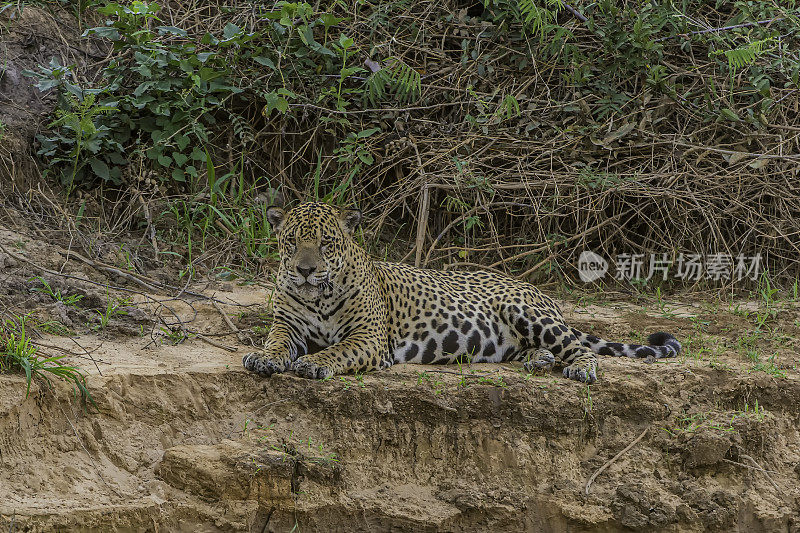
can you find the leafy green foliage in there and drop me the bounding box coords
[714,37,775,72]
[24,59,125,188]
[30,277,85,307]
[18,0,800,287]
[28,1,417,189]
[0,315,91,401]
[331,127,380,198]
[26,0,797,197]
[92,293,130,330]
[518,0,562,34]
[484,0,564,37]
[364,58,422,105]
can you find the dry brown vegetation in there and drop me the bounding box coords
[1,1,800,531]
[2,1,800,286]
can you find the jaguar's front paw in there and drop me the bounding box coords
[562,357,597,384]
[243,352,289,377]
[291,356,336,380]
[523,349,556,374]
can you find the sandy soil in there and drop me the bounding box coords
[1,226,799,532]
[2,4,799,531]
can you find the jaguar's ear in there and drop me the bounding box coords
[338,208,362,235]
[266,206,286,234]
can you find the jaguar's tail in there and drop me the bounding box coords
[571,329,681,359]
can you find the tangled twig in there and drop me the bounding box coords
[585,426,650,495]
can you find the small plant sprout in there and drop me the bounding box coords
[734,400,767,422]
[654,287,676,318]
[30,277,84,307]
[755,272,779,331]
[93,292,131,330]
[0,315,91,401]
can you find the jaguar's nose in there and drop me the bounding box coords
[297,265,317,279]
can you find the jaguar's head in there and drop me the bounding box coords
[266,202,362,300]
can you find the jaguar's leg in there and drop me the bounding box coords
[534,321,598,383]
[292,331,388,379]
[525,313,598,383]
[503,305,598,383]
[559,346,598,384]
[520,348,557,374]
[242,320,302,377]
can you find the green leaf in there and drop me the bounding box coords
[222,23,240,39]
[172,151,189,166]
[357,152,374,165]
[275,98,288,113]
[108,151,127,165]
[357,127,381,138]
[201,33,219,45]
[319,13,344,28]
[157,153,173,166]
[82,26,120,40]
[190,146,206,161]
[253,56,276,70]
[176,135,190,150]
[132,94,155,109]
[198,67,222,81]
[205,147,216,197]
[338,34,354,49]
[89,158,110,180]
[720,108,740,121]
[172,168,185,182]
[156,26,188,37]
[299,25,315,46]
[263,91,289,116]
[340,66,363,78]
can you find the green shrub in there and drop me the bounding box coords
[1,315,91,401]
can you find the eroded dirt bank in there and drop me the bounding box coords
[1,269,799,531]
[1,225,799,532]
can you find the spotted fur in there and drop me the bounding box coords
[243,202,681,383]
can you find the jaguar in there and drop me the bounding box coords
[243,202,680,383]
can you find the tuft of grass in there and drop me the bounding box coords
[477,374,507,388]
[455,354,470,388]
[36,319,76,337]
[353,370,366,388]
[161,187,278,268]
[1,315,91,401]
[732,400,767,422]
[269,432,340,466]
[416,371,445,395]
[754,272,779,331]
[159,326,186,345]
[583,384,593,417]
[663,411,735,435]
[750,353,787,378]
[93,292,131,330]
[30,276,84,307]
[252,324,270,335]
[653,287,676,318]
